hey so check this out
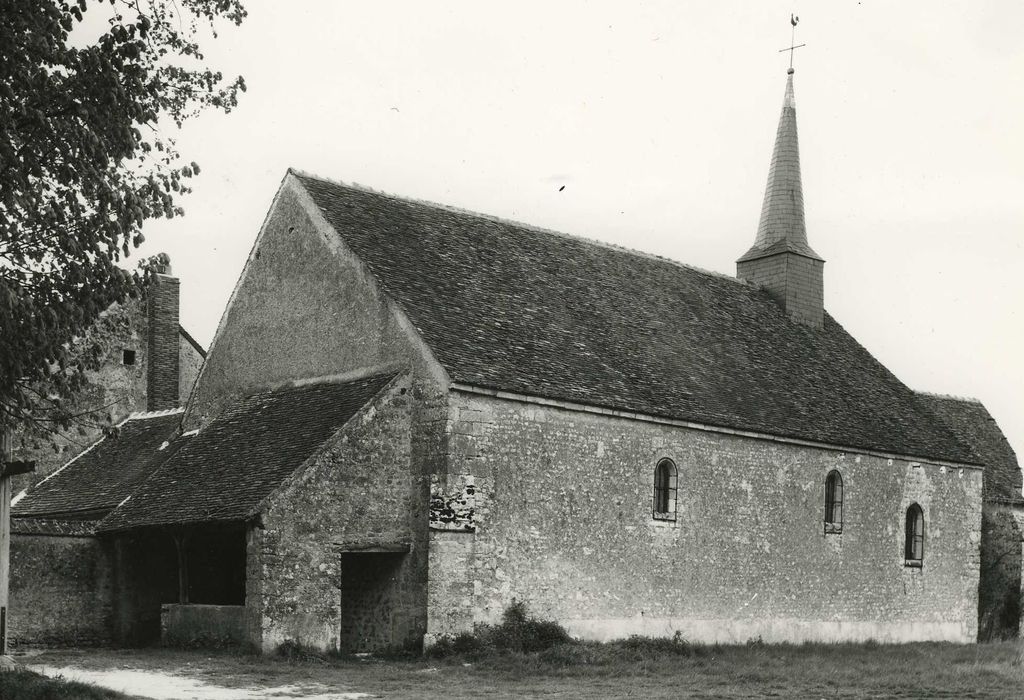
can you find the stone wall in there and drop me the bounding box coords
[179,333,204,405]
[250,375,431,653]
[8,535,113,647]
[161,604,246,646]
[183,178,447,431]
[183,176,453,653]
[426,391,984,645]
[11,299,149,490]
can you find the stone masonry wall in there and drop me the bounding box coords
[179,334,204,406]
[183,179,446,431]
[11,299,148,491]
[183,177,451,652]
[251,375,430,653]
[426,392,983,645]
[8,535,113,647]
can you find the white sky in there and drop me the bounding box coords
[130,1,1024,473]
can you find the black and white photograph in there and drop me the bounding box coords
[1,1,1022,698]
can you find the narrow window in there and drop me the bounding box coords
[122,349,136,366]
[824,470,843,534]
[904,503,924,566]
[652,458,677,521]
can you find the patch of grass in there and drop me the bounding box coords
[27,636,1024,699]
[0,669,132,699]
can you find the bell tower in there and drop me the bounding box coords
[737,28,824,327]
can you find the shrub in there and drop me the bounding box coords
[428,599,574,657]
[613,631,701,657]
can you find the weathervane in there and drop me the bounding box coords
[779,14,805,73]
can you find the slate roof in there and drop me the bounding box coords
[738,71,822,264]
[295,171,978,466]
[918,393,1023,503]
[12,410,183,520]
[10,518,100,537]
[97,372,396,532]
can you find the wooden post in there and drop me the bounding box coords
[1,428,13,656]
[173,532,189,604]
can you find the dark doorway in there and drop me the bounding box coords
[185,528,246,605]
[339,552,406,652]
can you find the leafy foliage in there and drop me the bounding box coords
[428,599,574,657]
[0,0,245,435]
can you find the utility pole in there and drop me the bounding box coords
[0,424,35,667]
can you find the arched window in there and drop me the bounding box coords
[904,503,924,566]
[652,458,677,521]
[824,470,843,534]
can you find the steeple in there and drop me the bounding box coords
[737,68,825,328]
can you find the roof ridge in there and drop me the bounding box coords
[178,324,207,358]
[288,168,748,288]
[916,390,982,405]
[126,407,185,421]
[234,364,405,399]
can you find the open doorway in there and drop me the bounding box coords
[338,552,406,652]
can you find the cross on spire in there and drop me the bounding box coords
[779,14,805,72]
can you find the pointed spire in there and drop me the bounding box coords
[737,69,825,328]
[739,69,822,263]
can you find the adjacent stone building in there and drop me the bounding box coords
[9,69,1022,651]
[8,267,205,646]
[10,267,205,492]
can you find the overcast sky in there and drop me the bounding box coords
[130,1,1024,477]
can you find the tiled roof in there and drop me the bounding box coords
[295,172,978,466]
[917,393,1023,503]
[97,372,396,532]
[12,411,183,520]
[10,518,100,537]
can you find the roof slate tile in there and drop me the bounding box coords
[296,172,977,465]
[96,372,396,532]
[12,412,182,520]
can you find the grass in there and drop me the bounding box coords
[16,608,1024,699]
[24,638,1024,699]
[0,668,133,700]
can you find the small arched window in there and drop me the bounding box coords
[904,503,924,566]
[652,459,677,521]
[824,470,843,534]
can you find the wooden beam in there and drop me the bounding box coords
[0,460,35,478]
[334,540,410,553]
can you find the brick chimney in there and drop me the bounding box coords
[146,262,180,411]
[737,69,825,328]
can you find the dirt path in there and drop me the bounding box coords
[28,663,376,700]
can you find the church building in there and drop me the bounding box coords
[9,68,1022,651]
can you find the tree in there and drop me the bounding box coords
[0,0,246,436]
